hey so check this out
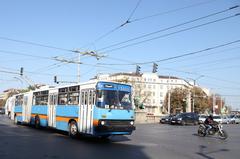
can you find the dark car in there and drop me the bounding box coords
[160,114,175,124]
[0,107,5,114]
[171,112,199,125]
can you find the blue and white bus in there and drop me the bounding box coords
[13,81,135,138]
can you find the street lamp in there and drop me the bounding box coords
[188,75,204,112]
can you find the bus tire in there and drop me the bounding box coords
[35,116,41,129]
[69,121,78,138]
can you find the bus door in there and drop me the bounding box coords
[79,89,94,134]
[23,93,33,123]
[48,93,57,127]
[22,95,28,122]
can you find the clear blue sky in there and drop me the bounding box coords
[0,0,240,110]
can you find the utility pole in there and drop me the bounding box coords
[54,50,105,83]
[168,76,171,114]
[212,93,216,114]
[77,52,80,83]
[189,75,204,112]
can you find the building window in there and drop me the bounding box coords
[160,92,163,97]
[148,85,152,89]
[153,92,155,96]
[160,85,163,89]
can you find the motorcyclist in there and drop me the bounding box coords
[204,114,214,134]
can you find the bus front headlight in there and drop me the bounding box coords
[100,121,105,125]
[130,121,134,125]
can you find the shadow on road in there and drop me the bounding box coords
[196,145,229,159]
[1,123,150,159]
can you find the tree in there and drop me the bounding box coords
[191,87,209,113]
[163,87,189,114]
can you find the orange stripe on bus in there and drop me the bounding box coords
[31,114,79,122]
[31,114,48,119]
[15,113,22,116]
[56,116,78,122]
[93,119,99,126]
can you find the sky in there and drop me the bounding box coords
[0,0,240,110]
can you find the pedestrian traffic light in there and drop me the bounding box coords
[136,65,141,74]
[20,67,23,76]
[152,63,158,73]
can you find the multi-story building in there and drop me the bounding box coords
[96,72,192,115]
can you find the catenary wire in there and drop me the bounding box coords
[97,5,239,52]
[100,13,240,54]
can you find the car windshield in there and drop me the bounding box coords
[213,116,221,119]
[96,90,132,110]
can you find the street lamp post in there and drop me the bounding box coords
[189,75,204,112]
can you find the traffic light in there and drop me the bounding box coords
[136,65,141,74]
[152,63,158,73]
[20,67,23,76]
[54,76,58,83]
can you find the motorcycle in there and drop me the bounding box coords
[198,122,228,140]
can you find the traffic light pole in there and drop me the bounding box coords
[77,52,80,83]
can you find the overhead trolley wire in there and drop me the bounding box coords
[92,0,216,44]
[92,0,142,43]
[131,0,217,23]
[97,39,240,66]
[97,5,239,52]
[101,13,240,54]
[0,36,72,52]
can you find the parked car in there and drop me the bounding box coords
[228,114,240,124]
[213,115,223,124]
[0,107,5,114]
[221,115,230,124]
[160,114,175,124]
[171,112,199,125]
[198,114,207,124]
[235,115,240,124]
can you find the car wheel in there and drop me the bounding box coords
[181,121,186,125]
[194,121,198,125]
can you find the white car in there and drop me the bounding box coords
[213,115,223,124]
[198,114,207,124]
[221,115,230,124]
[235,115,240,124]
[229,114,240,124]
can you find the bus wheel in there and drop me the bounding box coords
[69,121,78,138]
[35,116,40,129]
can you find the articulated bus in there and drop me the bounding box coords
[13,81,135,138]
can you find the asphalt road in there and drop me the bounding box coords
[0,114,240,159]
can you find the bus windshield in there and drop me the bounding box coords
[96,90,132,110]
